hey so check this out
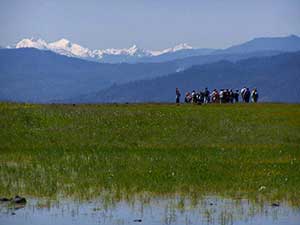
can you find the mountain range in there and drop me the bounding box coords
[13,38,210,63]
[10,34,300,63]
[1,34,300,103]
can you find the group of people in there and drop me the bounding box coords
[175,87,259,104]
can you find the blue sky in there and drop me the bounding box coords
[1,0,300,49]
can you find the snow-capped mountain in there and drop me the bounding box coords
[93,44,153,60]
[48,38,93,58]
[150,43,193,56]
[16,38,94,58]
[16,38,48,49]
[10,35,300,63]
[13,38,198,63]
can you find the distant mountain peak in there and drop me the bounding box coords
[150,43,193,56]
[222,34,300,54]
[126,44,146,56]
[50,38,72,48]
[172,43,193,51]
[16,38,48,49]
[251,34,300,41]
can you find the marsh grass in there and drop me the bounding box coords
[0,103,299,205]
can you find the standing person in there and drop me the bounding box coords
[204,87,210,104]
[251,88,259,103]
[244,88,251,103]
[191,90,196,103]
[240,86,246,102]
[229,89,234,103]
[219,89,224,104]
[210,90,216,103]
[211,89,219,103]
[234,90,239,103]
[224,89,229,103]
[175,87,181,104]
[198,91,204,104]
[185,92,192,103]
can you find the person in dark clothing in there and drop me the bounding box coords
[234,90,239,103]
[191,90,197,103]
[229,89,234,103]
[185,92,192,103]
[223,89,229,103]
[198,91,204,104]
[204,87,210,104]
[251,88,259,103]
[175,87,181,104]
[211,89,219,103]
[244,88,251,103]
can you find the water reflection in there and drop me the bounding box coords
[1,195,299,225]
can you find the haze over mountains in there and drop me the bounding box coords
[84,52,300,103]
[1,35,300,103]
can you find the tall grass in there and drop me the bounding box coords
[0,103,299,205]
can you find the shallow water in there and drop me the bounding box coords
[1,195,299,225]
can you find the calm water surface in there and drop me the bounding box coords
[1,195,299,225]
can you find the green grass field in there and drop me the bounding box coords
[0,103,299,205]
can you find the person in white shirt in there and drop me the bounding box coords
[240,87,247,102]
[251,88,259,103]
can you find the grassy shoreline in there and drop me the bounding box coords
[0,103,299,205]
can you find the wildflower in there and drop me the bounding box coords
[258,186,266,191]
